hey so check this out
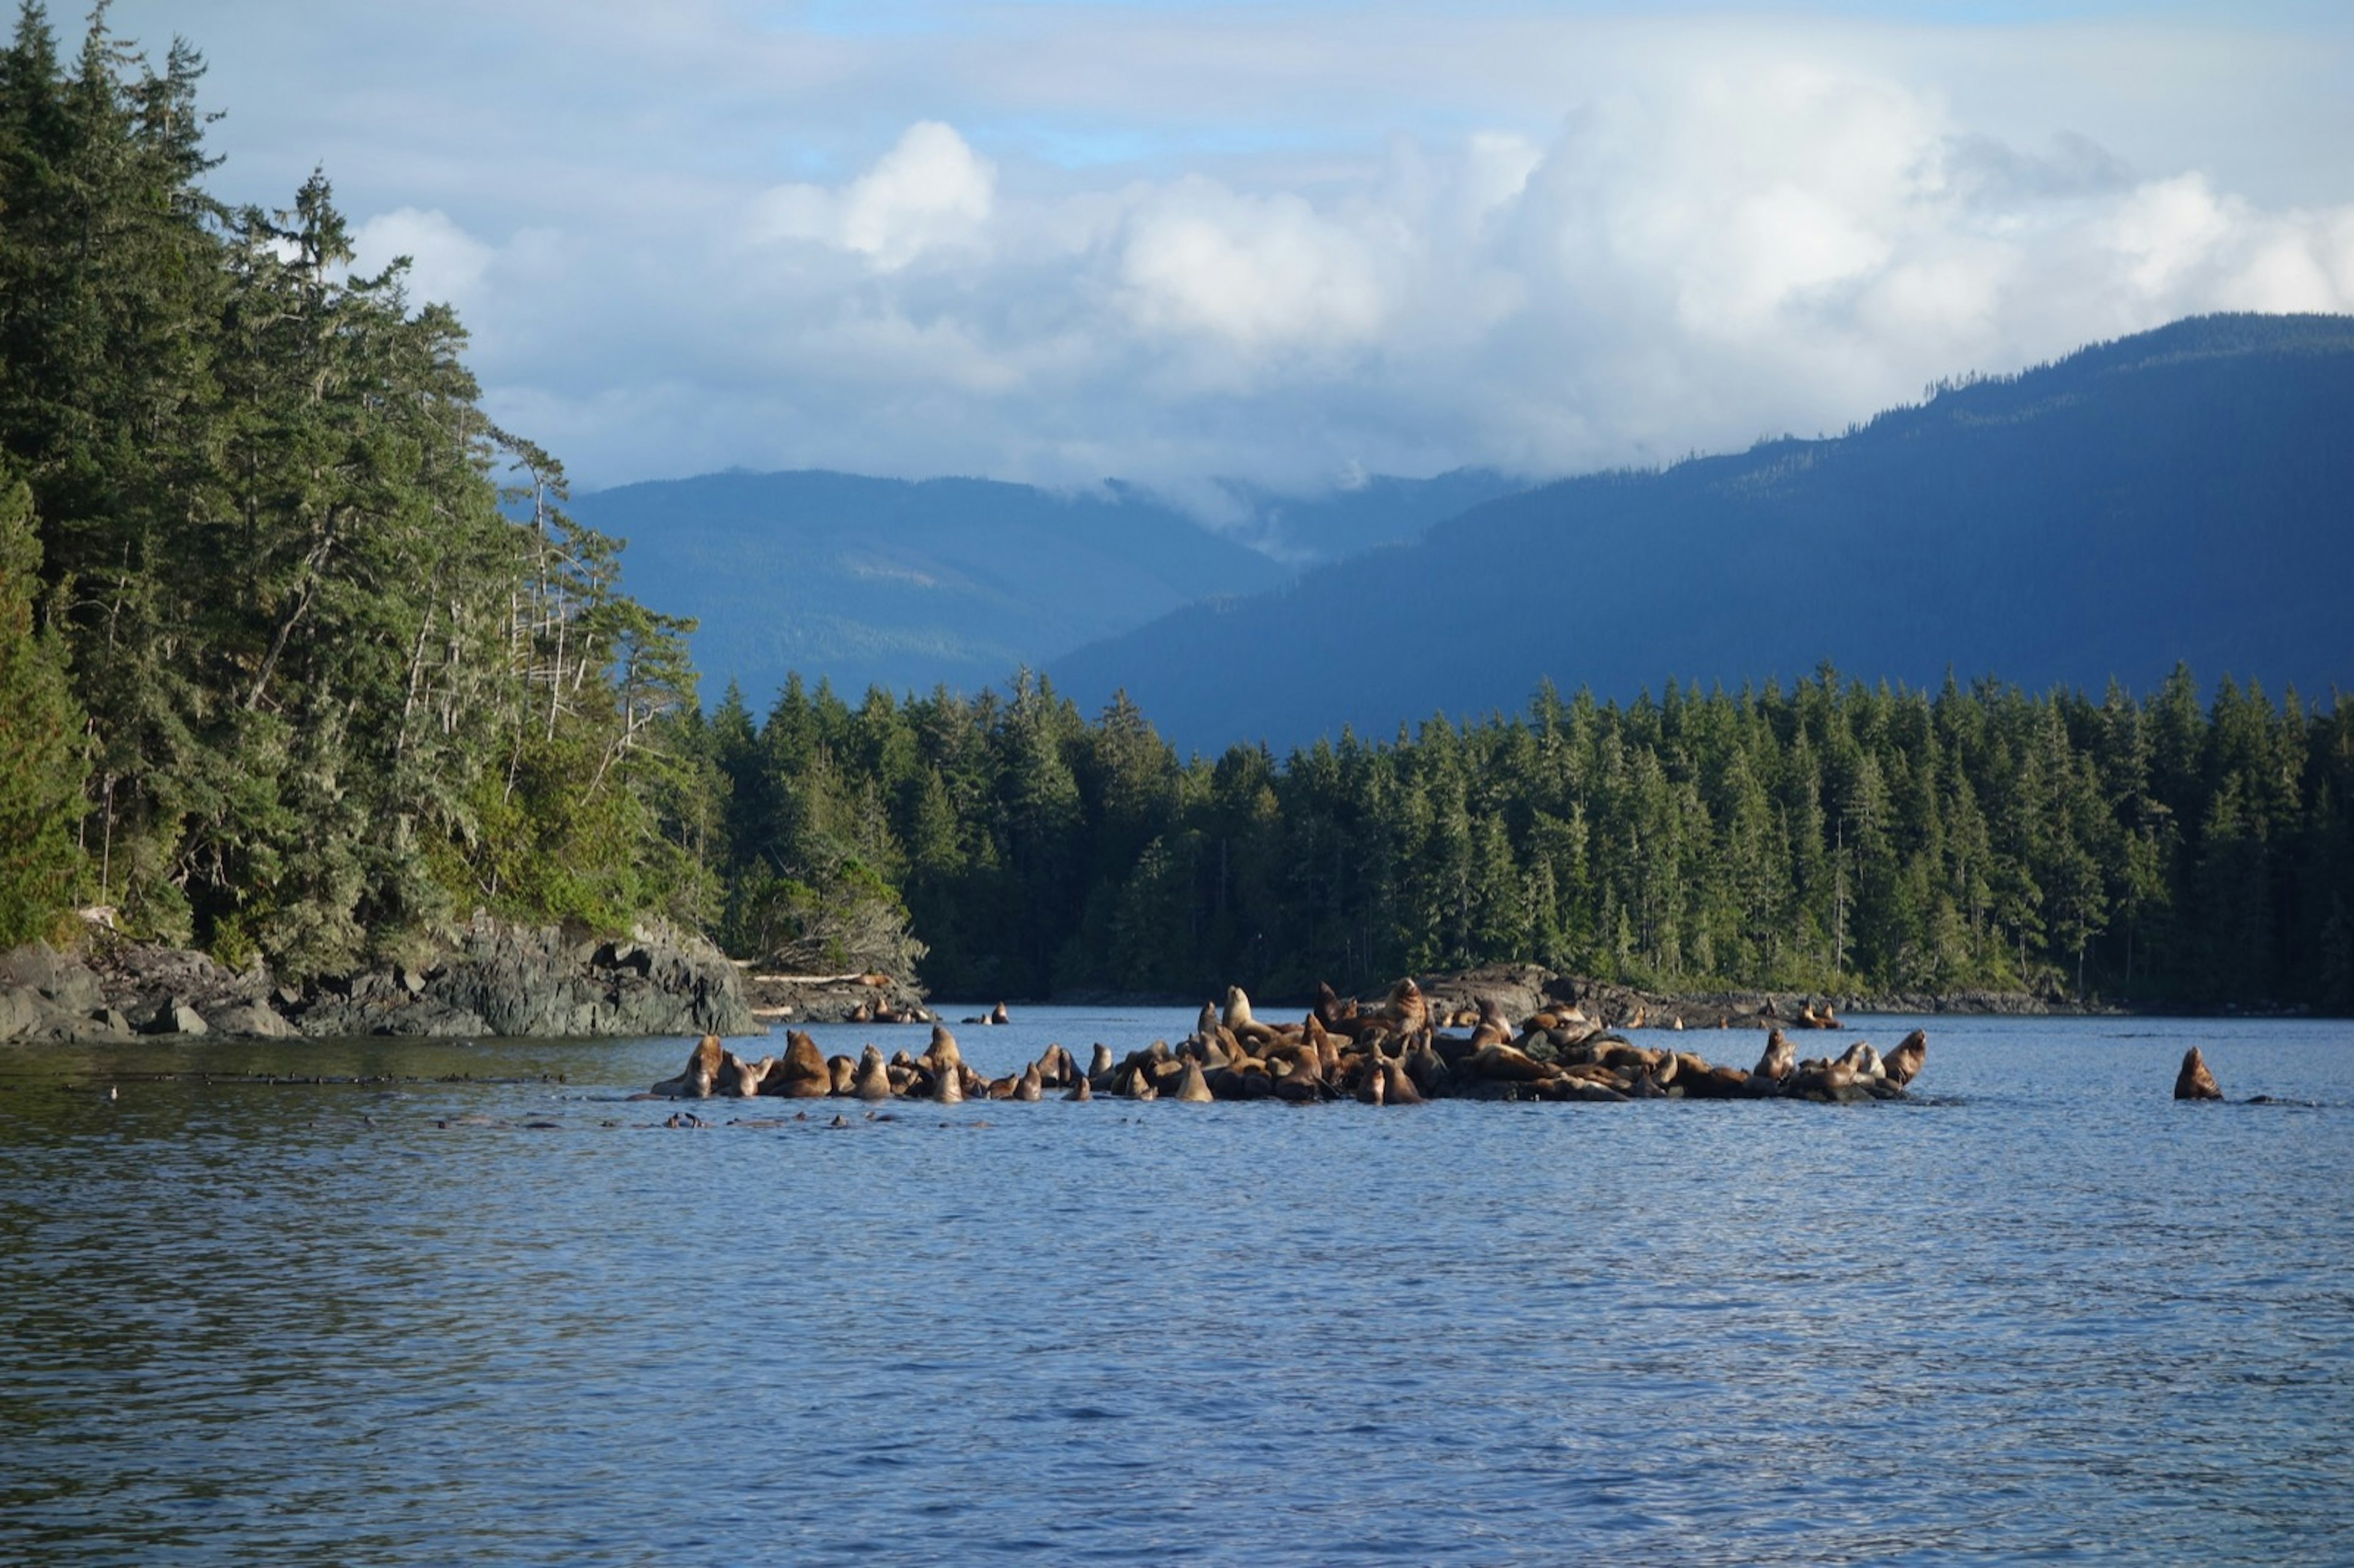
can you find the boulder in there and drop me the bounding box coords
[204,1002,300,1039]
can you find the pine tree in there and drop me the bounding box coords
[0,472,85,943]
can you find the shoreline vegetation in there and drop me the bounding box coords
[2,12,2351,1036]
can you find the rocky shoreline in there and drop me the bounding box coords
[0,916,755,1043]
[740,969,932,1026]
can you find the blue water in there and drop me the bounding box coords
[3,1010,2350,1565]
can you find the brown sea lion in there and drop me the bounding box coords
[1753,1028,1796,1083]
[1065,1075,1093,1101]
[989,1001,1010,1026]
[715,1050,771,1097]
[650,1035,728,1098]
[1834,1041,1885,1079]
[932,1063,966,1104]
[1384,978,1430,1033]
[764,1030,835,1098]
[1222,986,1282,1049]
[1174,1060,1215,1103]
[920,1024,964,1077]
[1403,1036,1450,1099]
[1467,1040,1552,1083]
[828,1054,856,1094]
[1883,1030,1927,1087]
[853,1045,893,1101]
[1014,1063,1043,1102]
[1356,1062,1386,1104]
[1381,1057,1424,1105]
[2174,1046,2224,1101]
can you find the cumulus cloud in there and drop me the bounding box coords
[167,3,2352,497]
[755,121,995,270]
[351,207,495,314]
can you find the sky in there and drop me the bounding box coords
[100,0,2354,501]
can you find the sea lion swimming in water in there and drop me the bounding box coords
[2174,1045,2223,1101]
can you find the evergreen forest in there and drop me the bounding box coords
[2,8,2348,1013]
[0,7,710,967]
[701,668,2354,1012]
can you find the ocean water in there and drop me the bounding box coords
[2,1010,2350,1566]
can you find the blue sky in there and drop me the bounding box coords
[100,1,2354,498]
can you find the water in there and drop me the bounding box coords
[4,1010,2350,1565]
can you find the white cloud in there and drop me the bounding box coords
[1119,178,1398,356]
[351,207,495,314]
[756,120,995,270]
[143,2,2353,495]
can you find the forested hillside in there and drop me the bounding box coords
[0,10,713,971]
[1051,314,2354,756]
[706,668,2354,1012]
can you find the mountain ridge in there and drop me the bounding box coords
[1048,313,2354,755]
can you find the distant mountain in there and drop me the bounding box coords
[574,471,1286,709]
[1048,313,2354,756]
[579,467,1525,710]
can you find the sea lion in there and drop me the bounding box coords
[1381,1058,1424,1105]
[1834,1041,1886,1079]
[1087,1043,1116,1088]
[920,1024,964,1077]
[1356,1062,1386,1104]
[1883,1030,1927,1087]
[828,1054,856,1094]
[715,1050,771,1097]
[2174,1046,2224,1101]
[1064,1075,1093,1101]
[932,1063,966,1104]
[989,1001,1010,1026]
[853,1045,893,1101]
[1015,1063,1043,1102]
[1403,1036,1450,1099]
[1384,978,1430,1033]
[1174,1060,1215,1103]
[763,1030,835,1098]
[1467,1040,1552,1083]
[650,1035,728,1098]
[1222,986,1282,1049]
[1753,1028,1796,1084]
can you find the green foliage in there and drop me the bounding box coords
[714,662,2353,1010]
[0,470,86,943]
[0,11,723,973]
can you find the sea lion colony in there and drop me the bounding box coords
[649,978,1929,1106]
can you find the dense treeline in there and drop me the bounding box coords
[0,8,709,968]
[701,666,2354,1011]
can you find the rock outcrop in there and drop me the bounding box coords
[1,916,756,1042]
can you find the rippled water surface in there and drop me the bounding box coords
[4,1010,2352,1564]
